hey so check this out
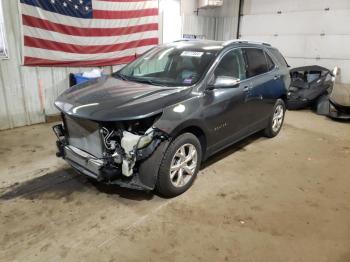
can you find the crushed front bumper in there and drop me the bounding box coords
[64,145,104,180]
[55,132,154,191]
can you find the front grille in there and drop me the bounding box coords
[64,115,104,158]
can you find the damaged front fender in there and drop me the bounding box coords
[137,140,170,189]
[119,128,168,177]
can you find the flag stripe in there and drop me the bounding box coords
[93,0,158,11]
[23,15,158,37]
[24,55,136,67]
[24,35,158,54]
[21,4,158,29]
[93,8,158,19]
[24,45,153,61]
[24,25,159,46]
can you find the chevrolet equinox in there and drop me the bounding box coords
[53,40,290,197]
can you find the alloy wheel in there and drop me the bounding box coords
[169,143,198,188]
[272,104,284,132]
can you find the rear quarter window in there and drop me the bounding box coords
[265,52,275,71]
[243,48,274,78]
[269,48,289,68]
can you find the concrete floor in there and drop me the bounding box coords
[0,111,349,262]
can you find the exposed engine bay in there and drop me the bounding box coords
[99,118,166,177]
[53,114,169,190]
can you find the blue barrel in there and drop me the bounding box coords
[74,73,91,85]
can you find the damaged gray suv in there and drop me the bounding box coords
[53,40,290,197]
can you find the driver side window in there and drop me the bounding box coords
[214,49,246,80]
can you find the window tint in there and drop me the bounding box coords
[244,48,269,78]
[269,48,289,67]
[265,52,275,71]
[214,49,246,80]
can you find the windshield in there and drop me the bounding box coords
[116,46,217,87]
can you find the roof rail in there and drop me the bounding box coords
[173,39,191,42]
[223,39,271,47]
[173,39,201,43]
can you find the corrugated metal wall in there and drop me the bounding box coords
[181,0,239,41]
[182,15,216,39]
[240,0,350,84]
[215,16,238,41]
[182,15,238,41]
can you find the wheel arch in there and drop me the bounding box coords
[171,125,208,160]
[279,94,287,104]
[138,122,208,190]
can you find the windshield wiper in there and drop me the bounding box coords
[114,73,169,87]
[126,77,168,87]
[137,78,167,87]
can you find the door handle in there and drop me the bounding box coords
[274,75,281,80]
[243,86,251,92]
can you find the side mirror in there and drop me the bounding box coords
[208,76,240,90]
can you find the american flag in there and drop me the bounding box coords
[19,0,159,67]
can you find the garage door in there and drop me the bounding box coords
[239,0,350,84]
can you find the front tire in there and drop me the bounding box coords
[264,99,286,138]
[156,133,202,197]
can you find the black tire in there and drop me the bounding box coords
[156,133,202,198]
[264,99,286,138]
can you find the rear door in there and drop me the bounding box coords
[242,48,284,125]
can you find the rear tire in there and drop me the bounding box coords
[156,133,202,198]
[264,99,286,138]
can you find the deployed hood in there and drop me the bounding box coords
[55,75,192,121]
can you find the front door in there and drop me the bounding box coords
[202,48,251,152]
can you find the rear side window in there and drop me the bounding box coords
[269,48,289,67]
[265,52,275,71]
[243,48,269,78]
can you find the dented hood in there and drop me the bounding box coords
[55,75,192,121]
